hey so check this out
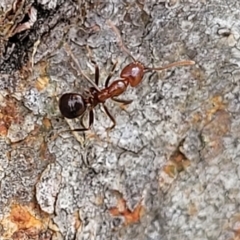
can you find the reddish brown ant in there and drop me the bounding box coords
[59,22,195,132]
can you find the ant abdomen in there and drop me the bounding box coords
[59,93,87,119]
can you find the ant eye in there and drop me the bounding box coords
[59,93,86,119]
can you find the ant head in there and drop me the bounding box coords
[59,93,87,119]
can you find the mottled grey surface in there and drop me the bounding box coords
[1,0,240,239]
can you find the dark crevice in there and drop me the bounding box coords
[0,0,77,73]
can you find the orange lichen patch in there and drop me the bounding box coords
[0,96,23,136]
[163,159,190,178]
[1,204,50,238]
[188,94,230,161]
[206,109,230,135]
[41,117,52,131]
[35,76,49,91]
[109,192,144,226]
[123,203,144,226]
[187,203,198,216]
[163,140,190,178]
[30,61,49,91]
[0,122,8,136]
[191,111,202,125]
[9,204,43,229]
[163,165,177,178]
[206,95,225,122]
[190,95,226,127]
[201,110,231,161]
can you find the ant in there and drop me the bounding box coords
[59,21,195,132]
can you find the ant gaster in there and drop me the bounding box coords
[59,22,195,132]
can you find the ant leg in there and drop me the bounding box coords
[90,59,100,86]
[105,61,118,88]
[111,97,133,112]
[102,103,116,130]
[86,45,100,86]
[64,43,100,91]
[111,97,133,105]
[107,20,136,62]
[68,109,94,132]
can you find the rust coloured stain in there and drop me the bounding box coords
[42,117,52,130]
[163,165,177,178]
[34,61,50,91]
[35,76,50,91]
[9,204,42,229]
[109,191,144,226]
[163,140,190,178]
[1,203,50,238]
[201,109,231,161]
[191,95,226,126]
[0,96,23,136]
[189,95,230,161]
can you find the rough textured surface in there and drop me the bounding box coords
[0,0,240,239]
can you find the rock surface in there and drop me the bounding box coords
[0,0,239,239]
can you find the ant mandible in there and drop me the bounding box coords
[59,21,195,132]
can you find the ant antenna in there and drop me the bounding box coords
[64,42,101,91]
[144,60,195,72]
[107,19,136,62]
